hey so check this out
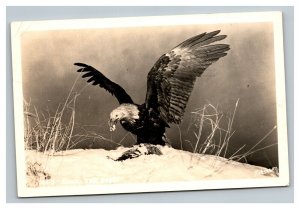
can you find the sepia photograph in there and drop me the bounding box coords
[11,11,289,197]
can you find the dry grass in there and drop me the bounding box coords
[187,99,239,157]
[24,90,79,154]
[186,99,277,163]
[23,74,90,154]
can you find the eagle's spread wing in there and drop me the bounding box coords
[74,63,134,104]
[145,30,230,124]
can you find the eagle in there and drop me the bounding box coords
[75,30,230,146]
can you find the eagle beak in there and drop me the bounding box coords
[109,119,117,132]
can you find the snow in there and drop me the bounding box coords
[25,145,278,188]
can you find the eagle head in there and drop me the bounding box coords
[109,109,126,131]
[108,104,139,131]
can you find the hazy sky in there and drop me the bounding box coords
[21,22,278,168]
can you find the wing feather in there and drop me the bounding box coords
[145,30,230,124]
[74,63,133,104]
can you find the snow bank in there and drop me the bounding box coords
[25,145,278,187]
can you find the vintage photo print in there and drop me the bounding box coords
[11,11,289,197]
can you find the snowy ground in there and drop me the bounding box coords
[25,145,278,188]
